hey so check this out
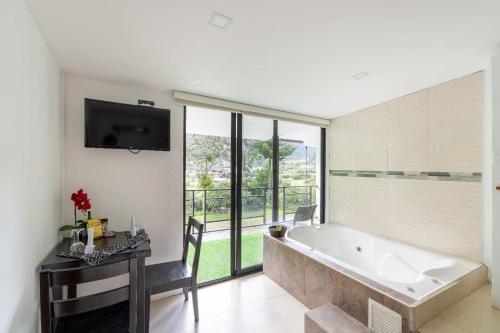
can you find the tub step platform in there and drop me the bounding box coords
[305,303,373,333]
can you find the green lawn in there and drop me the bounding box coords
[188,232,263,283]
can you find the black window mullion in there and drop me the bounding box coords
[320,127,326,224]
[235,114,243,273]
[272,120,279,223]
[230,113,237,275]
[183,107,187,242]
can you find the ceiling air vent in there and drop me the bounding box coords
[368,299,402,333]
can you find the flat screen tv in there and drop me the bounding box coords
[85,98,170,151]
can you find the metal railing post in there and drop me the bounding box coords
[191,191,195,218]
[309,186,313,206]
[263,188,267,224]
[203,190,207,232]
[282,187,286,222]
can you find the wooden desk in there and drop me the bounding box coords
[39,232,151,332]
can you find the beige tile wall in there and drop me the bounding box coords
[330,114,357,170]
[330,176,356,225]
[329,72,484,260]
[357,105,388,171]
[388,90,428,171]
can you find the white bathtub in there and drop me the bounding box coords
[286,223,480,300]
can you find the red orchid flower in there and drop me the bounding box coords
[71,188,92,212]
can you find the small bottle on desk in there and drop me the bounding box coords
[84,228,95,254]
[130,213,137,237]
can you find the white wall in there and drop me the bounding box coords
[0,1,62,332]
[483,68,493,277]
[491,53,500,307]
[63,75,184,270]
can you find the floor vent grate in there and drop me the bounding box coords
[368,298,402,333]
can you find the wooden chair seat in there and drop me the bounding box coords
[54,301,129,333]
[146,260,192,294]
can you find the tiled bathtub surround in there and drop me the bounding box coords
[305,303,371,333]
[263,234,488,333]
[329,72,484,261]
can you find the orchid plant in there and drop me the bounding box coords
[59,188,92,231]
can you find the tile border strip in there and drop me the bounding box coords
[329,170,481,182]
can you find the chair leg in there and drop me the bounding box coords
[145,289,151,333]
[183,287,189,301]
[191,284,199,321]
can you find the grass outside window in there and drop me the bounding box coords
[187,232,263,283]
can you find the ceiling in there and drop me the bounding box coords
[27,0,500,119]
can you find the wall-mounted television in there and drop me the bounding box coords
[85,98,170,151]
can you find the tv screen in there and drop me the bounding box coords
[85,98,170,151]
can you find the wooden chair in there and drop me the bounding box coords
[293,205,317,225]
[145,217,203,330]
[39,259,139,333]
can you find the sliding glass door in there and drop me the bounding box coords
[238,115,274,272]
[185,107,325,283]
[185,107,233,283]
[278,120,322,224]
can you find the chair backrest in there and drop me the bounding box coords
[41,259,135,325]
[182,216,204,282]
[293,205,317,223]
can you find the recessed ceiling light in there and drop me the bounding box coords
[209,12,233,29]
[353,72,369,80]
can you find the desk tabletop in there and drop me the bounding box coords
[40,231,151,271]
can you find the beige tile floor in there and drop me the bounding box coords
[149,272,308,333]
[150,274,500,333]
[420,284,500,333]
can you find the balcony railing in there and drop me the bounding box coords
[185,185,318,232]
